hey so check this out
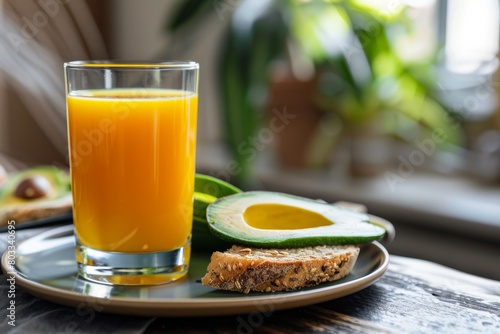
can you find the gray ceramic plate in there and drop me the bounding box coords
[1,225,389,317]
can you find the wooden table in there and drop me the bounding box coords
[1,227,499,333]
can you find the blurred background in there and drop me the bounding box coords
[0,0,499,279]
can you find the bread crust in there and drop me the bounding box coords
[201,244,360,293]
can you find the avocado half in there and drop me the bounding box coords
[0,166,71,207]
[206,191,386,248]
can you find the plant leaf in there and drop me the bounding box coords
[166,0,214,32]
[218,0,289,183]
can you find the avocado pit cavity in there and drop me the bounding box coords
[244,203,333,230]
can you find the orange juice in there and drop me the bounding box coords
[67,89,197,253]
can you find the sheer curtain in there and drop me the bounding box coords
[0,0,107,170]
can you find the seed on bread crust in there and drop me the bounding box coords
[239,248,252,255]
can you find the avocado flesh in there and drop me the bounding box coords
[207,191,386,248]
[0,166,71,207]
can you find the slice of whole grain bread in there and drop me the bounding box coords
[0,193,72,225]
[201,244,360,293]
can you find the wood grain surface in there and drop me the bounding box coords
[146,256,500,334]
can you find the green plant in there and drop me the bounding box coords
[167,0,462,183]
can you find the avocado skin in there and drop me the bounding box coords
[0,166,71,206]
[208,224,384,248]
[194,174,241,197]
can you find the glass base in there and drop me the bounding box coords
[75,242,190,285]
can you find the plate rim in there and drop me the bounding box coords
[1,226,389,317]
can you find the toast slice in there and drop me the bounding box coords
[0,193,72,225]
[201,244,360,293]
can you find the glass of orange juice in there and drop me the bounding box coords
[64,61,198,285]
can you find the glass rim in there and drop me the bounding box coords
[64,60,199,70]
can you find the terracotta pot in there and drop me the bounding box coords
[265,71,325,168]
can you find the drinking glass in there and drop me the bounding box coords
[64,61,198,285]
